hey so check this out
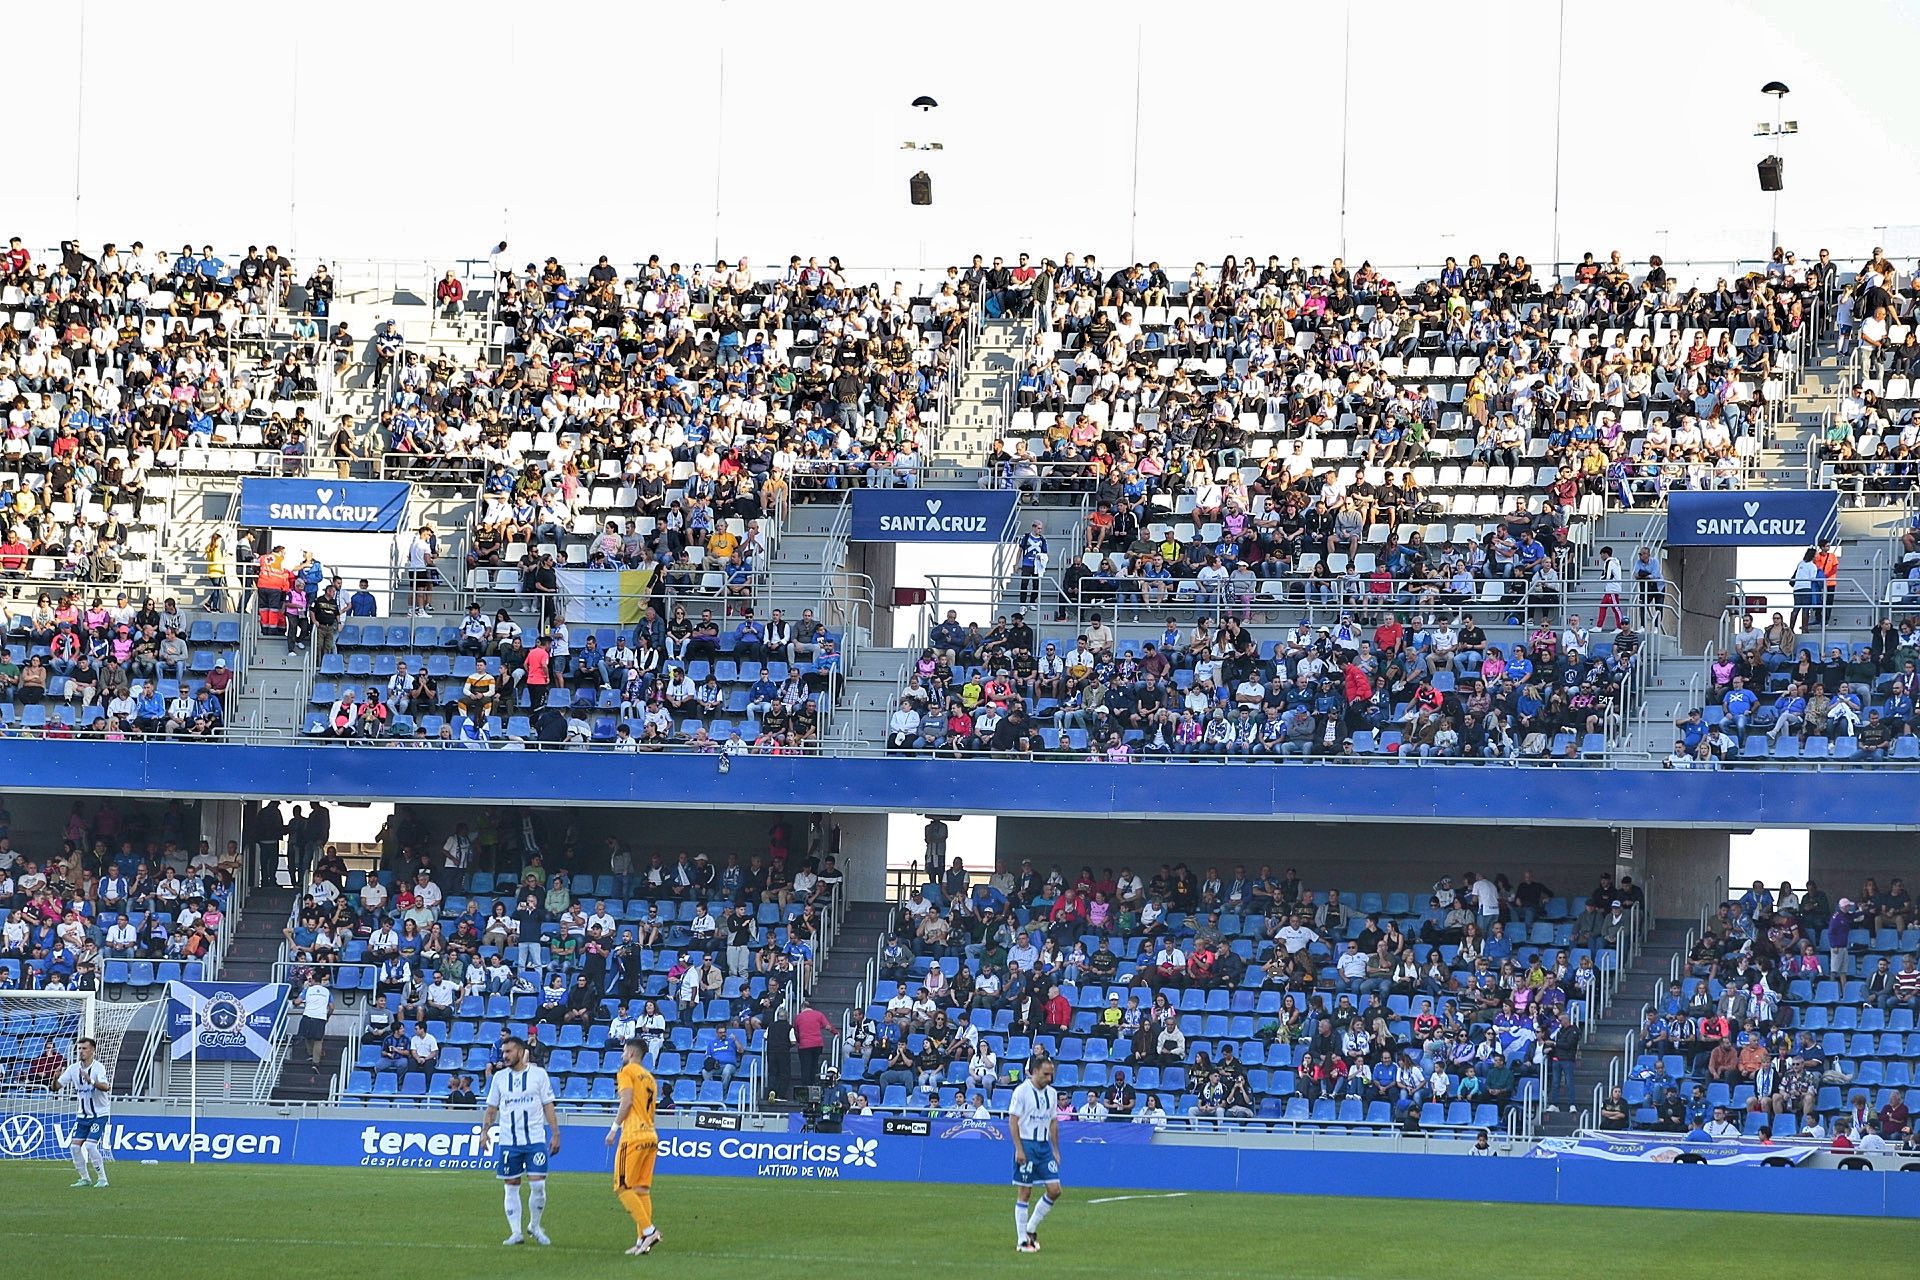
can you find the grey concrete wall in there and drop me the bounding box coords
[827,810,891,901]
[1639,827,1732,922]
[1675,545,1738,654]
[993,818,1616,902]
[1809,831,1917,904]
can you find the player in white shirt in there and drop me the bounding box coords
[57,1036,113,1188]
[1007,1055,1063,1253]
[481,1036,560,1246]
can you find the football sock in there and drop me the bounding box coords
[1026,1192,1058,1232]
[1016,1200,1030,1242]
[619,1189,653,1236]
[85,1141,106,1179]
[527,1180,546,1229]
[71,1146,89,1178]
[504,1184,523,1233]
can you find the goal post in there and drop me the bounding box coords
[0,991,149,1160]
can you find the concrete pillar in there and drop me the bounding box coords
[200,799,246,867]
[1807,831,1905,904]
[854,542,901,648]
[1674,546,1738,655]
[830,811,891,902]
[1641,828,1732,922]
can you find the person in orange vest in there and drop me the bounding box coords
[256,547,291,633]
[1812,539,1841,628]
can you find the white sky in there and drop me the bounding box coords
[12,0,1920,275]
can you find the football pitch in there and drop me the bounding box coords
[2,1163,1914,1278]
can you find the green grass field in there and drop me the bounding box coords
[3,1163,1914,1278]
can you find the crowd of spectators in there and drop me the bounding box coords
[1824,252,1920,504]
[1603,877,1920,1150]
[889,600,1645,761]
[0,589,233,738]
[0,797,235,992]
[1678,604,1920,763]
[841,858,1640,1126]
[304,605,839,750]
[992,248,1827,528]
[275,809,842,1108]
[381,252,980,506]
[0,238,318,585]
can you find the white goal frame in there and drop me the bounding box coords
[0,990,135,1162]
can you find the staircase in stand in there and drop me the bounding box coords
[810,901,894,1020]
[1538,917,1694,1135]
[219,887,295,982]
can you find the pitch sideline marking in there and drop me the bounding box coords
[1086,1192,1190,1204]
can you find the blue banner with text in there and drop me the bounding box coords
[239,478,411,533]
[850,489,1017,543]
[1665,489,1838,546]
[4,1114,1916,1216]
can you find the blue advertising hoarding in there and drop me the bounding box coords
[1665,489,1838,546]
[3,1113,1914,1217]
[238,478,411,533]
[166,981,288,1062]
[850,489,1018,542]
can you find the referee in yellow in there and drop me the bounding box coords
[608,1037,662,1256]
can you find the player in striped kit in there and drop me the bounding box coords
[57,1036,112,1189]
[481,1035,560,1246]
[1008,1054,1064,1253]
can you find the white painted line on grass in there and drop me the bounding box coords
[1085,1192,1190,1204]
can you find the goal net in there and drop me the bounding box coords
[0,992,153,1160]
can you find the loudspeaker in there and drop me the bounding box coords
[1757,156,1784,192]
[909,171,933,206]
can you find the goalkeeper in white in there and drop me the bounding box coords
[57,1036,112,1189]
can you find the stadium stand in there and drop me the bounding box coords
[3,796,238,993]
[833,864,1637,1134]
[279,830,843,1112]
[888,602,1648,761]
[1597,880,1920,1147]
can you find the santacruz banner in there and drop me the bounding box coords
[1529,1132,1817,1166]
[850,490,1018,542]
[1665,489,1838,546]
[239,478,411,533]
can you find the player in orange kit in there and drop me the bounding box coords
[608,1036,662,1256]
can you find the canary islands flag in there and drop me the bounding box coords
[556,566,655,625]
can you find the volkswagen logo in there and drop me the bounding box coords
[0,1114,46,1157]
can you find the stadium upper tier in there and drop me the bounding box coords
[1,234,1913,775]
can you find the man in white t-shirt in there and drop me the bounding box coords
[1468,874,1500,929]
[104,913,139,956]
[298,974,333,1067]
[360,877,389,916]
[442,824,475,870]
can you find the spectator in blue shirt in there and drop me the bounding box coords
[732,611,766,662]
[348,579,379,616]
[133,682,167,734]
[1721,677,1759,736]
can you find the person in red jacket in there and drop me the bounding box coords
[435,270,465,319]
[792,1001,838,1087]
[1043,985,1072,1031]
